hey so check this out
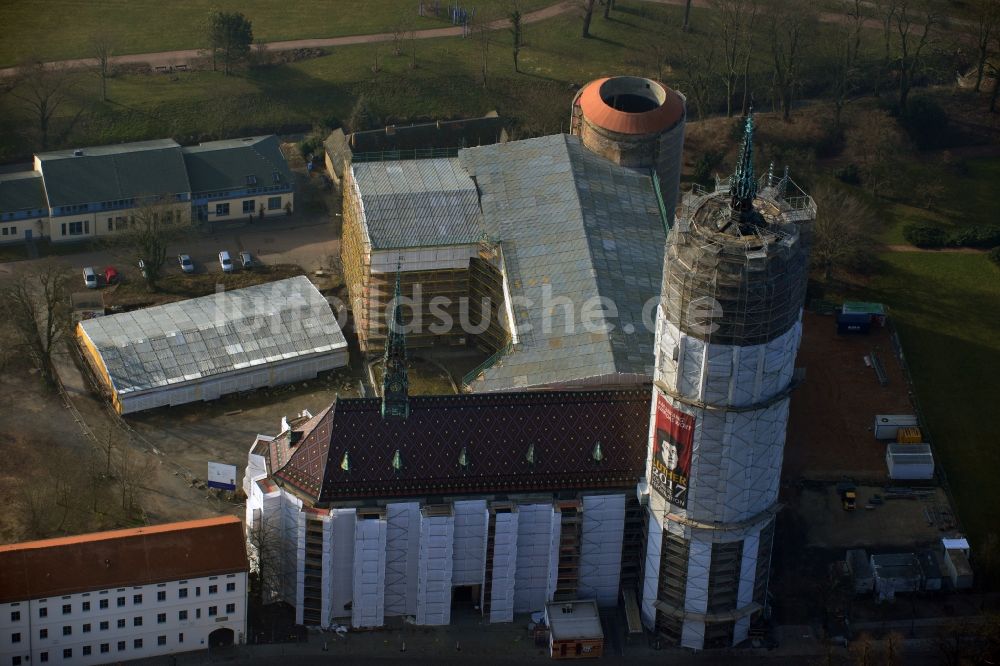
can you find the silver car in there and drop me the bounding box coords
[177,254,194,273]
[218,251,234,273]
[83,266,98,289]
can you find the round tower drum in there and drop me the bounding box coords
[571,76,686,221]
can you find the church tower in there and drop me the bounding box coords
[381,268,409,420]
[640,113,814,649]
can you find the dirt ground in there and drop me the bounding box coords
[784,312,915,482]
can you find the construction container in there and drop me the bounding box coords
[896,426,923,444]
[886,443,934,480]
[836,311,872,335]
[842,301,887,326]
[873,415,919,440]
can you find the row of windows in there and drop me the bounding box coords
[199,182,287,200]
[1,227,18,236]
[214,197,283,217]
[16,603,237,644]
[11,634,185,664]
[28,583,237,620]
[61,220,88,236]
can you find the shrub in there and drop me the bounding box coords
[899,97,949,150]
[693,151,721,187]
[989,247,1000,266]
[299,136,322,159]
[835,163,861,186]
[903,223,947,248]
[950,225,1000,249]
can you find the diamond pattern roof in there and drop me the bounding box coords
[268,389,650,502]
[458,134,665,390]
[351,158,485,249]
[79,276,347,396]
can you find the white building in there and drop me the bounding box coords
[244,390,650,628]
[0,517,249,666]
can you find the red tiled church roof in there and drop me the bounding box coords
[270,389,651,503]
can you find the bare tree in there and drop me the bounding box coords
[5,58,74,151]
[509,1,523,73]
[934,621,966,666]
[893,0,940,113]
[711,0,758,117]
[408,30,418,69]
[582,0,598,38]
[848,109,907,193]
[830,0,866,130]
[603,0,615,20]
[764,0,816,122]
[677,39,718,120]
[113,442,153,512]
[809,184,878,282]
[645,14,672,82]
[682,0,694,32]
[0,261,72,385]
[473,11,495,88]
[969,0,1000,93]
[109,196,191,291]
[247,511,283,604]
[873,0,899,97]
[91,33,114,102]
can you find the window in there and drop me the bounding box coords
[134,639,143,649]
[225,603,235,614]
[117,619,125,629]
[226,582,236,592]
[215,203,229,217]
[178,633,184,643]
[158,635,166,646]
[208,606,217,617]
[268,196,282,210]
[82,602,90,612]
[62,626,71,636]
[100,644,109,654]
[11,632,20,643]
[157,613,166,624]
[242,200,255,214]
[133,594,142,605]
[272,170,281,183]
[39,607,47,618]
[10,611,19,622]
[39,629,47,639]
[65,220,85,236]
[117,641,125,651]
[99,621,108,631]
[195,587,201,597]
[9,227,15,235]
[62,649,72,659]
[133,616,142,627]
[208,585,218,594]
[40,653,48,663]
[62,603,70,615]
[195,609,201,619]
[107,218,113,231]
[99,599,108,610]
[157,591,166,602]
[178,610,187,621]
[117,597,125,607]
[246,175,257,186]
[83,623,91,633]
[178,588,188,599]
[12,657,21,666]
[82,646,91,656]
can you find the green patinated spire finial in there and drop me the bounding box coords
[340,451,350,472]
[526,443,536,465]
[730,108,758,224]
[391,448,402,472]
[381,259,410,421]
[592,441,604,463]
[458,446,469,469]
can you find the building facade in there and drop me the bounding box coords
[0,135,295,244]
[0,517,249,666]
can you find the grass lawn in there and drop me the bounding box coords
[0,0,552,67]
[866,252,1000,550]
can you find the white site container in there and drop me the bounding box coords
[873,414,919,440]
[886,443,934,480]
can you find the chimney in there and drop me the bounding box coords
[280,416,290,433]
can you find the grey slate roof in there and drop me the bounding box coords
[458,134,665,391]
[182,135,293,195]
[0,171,47,213]
[36,139,190,207]
[79,276,347,396]
[351,158,485,249]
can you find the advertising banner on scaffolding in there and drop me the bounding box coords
[650,391,694,509]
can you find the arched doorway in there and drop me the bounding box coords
[209,627,235,649]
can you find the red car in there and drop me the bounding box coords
[103,266,119,285]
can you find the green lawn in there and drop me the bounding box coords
[0,0,551,67]
[866,252,1000,550]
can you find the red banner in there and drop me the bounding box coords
[650,392,694,508]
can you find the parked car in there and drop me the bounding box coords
[83,267,98,289]
[218,251,233,273]
[239,251,253,269]
[103,266,119,285]
[137,259,147,279]
[177,254,194,273]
